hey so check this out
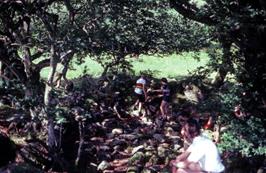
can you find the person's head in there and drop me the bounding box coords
[185,118,201,138]
[150,79,155,86]
[178,111,190,126]
[185,84,193,90]
[140,74,145,78]
[161,78,168,85]
[65,81,74,92]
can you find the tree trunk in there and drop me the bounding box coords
[0,61,2,76]
[238,26,266,111]
[44,43,58,151]
[212,40,232,87]
[54,50,74,87]
[22,46,32,77]
[75,121,86,172]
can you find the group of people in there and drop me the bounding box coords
[134,75,225,173]
[134,75,170,119]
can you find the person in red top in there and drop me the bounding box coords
[178,111,191,150]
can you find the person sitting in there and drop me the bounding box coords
[171,118,225,173]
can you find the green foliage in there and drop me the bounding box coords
[54,108,68,124]
[205,43,225,72]
[1,0,211,93]
[119,0,208,53]
[219,117,266,156]
[171,0,266,108]
[189,79,266,157]
[72,0,210,75]
[215,84,266,156]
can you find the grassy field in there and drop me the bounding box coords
[40,51,209,79]
[131,51,209,78]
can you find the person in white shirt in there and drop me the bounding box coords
[171,118,225,173]
[134,75,147,116]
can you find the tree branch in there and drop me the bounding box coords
[60,50,74,63]
[0,60,21,80]
[55,49,74,85]
[64,0,75,24]
[35,59,50,72]
[169,0,217,25]
[31,49,45,61]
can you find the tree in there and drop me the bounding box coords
[170,0,266,108]
[0,0,77,165]
[74,0,210,76]
[0,0,210,171]
[169,0,266,158]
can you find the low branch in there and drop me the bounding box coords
[169,0,216,25]
[31,49,45,61]
[35,59,50,72]
[0,74,9,80]
[54,50,75,87]
[60,50,74,62]
[0,60,21,80]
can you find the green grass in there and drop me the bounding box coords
[40,51,209,79]
[131,51,209,78]
[40,59,103,79]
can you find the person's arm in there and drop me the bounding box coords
[171,151,191,169]
[151,89,162,95]
[152,88,164,98]
[173,151,202,170]
[175,151,190,162]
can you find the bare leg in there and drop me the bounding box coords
[134,99,139,109]
[160,102,164,117]
[171,160,178,173]
[176,162,203,173]
[138,102,143,116]
[187,162,202,172]
[176,168,204,173]
[160,101,167,118]
[172,166,177,173]
[164,101,169,117]
[171,160,203,173]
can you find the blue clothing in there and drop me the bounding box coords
[162,84,170,102]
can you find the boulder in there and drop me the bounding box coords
[112,128,123,135]
[153,134,165,143]
[132,145,144,155]
[97,160,111,171]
